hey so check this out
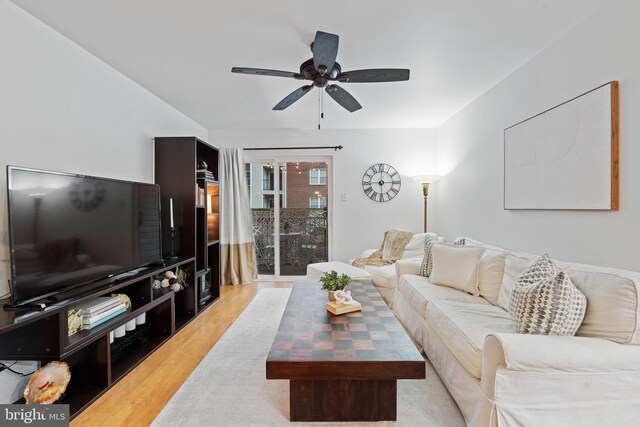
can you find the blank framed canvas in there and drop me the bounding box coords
[504,81,618,210]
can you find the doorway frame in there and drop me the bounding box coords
[244,154,333,280]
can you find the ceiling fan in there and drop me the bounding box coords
[231,31,410,114]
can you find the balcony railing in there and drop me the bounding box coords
[252,208,328,275]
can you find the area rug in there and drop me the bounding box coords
[152,289,464,426]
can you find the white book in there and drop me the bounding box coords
[83,303,127,325]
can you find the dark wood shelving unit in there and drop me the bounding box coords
[0,257,192,419]
[0,137,222,420]
[155,136,221,309]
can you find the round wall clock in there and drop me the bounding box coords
[69,179,105,211]
[362,163,401,202]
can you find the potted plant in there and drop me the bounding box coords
[319,270,352,301]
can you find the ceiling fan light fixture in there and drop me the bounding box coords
[231,30,410,113]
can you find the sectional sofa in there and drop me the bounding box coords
[392,237,640,426]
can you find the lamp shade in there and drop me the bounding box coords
[411,175,441,184]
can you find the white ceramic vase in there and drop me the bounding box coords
[114,325,126,338]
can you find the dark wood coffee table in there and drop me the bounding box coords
[266,279,425,422]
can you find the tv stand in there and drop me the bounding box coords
[113,267,148,282]
[0,256,218,419]
[2,302,47,311]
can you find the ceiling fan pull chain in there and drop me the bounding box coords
[318,89,321,130]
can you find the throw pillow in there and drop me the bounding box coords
[509,271,587,335]
[513,253,559,287]
[429,244,485,295]
[452,237,466,246]
[419,234,435,277]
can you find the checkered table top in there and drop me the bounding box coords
[267,280,424,364]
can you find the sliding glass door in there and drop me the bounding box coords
[246,158,330,278]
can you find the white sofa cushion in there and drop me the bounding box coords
[397,275,490,317]
[430,244,485,295]
[566,268,640,344]
[427,300,514,379]
[478,250,507,305]
[402,232,431,259]
[362,264,396,290]
[497,255,536,310]
[496,254,640,344]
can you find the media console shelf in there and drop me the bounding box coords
[0,256,215,418]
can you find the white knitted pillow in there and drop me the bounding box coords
[419,234,435,277]
[509,258,587,335]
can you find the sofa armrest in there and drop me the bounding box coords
[481,332,640,399]
[395,258,422,277]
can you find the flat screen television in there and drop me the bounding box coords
[6,166,162,307]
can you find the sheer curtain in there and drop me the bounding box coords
[219,147,257,285]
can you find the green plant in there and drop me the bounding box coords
[319,270,351,292]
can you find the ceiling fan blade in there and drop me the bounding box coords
[325,85,362,112]
[273,85,314,110]
[312,31,339,75]
[231,67,303,79]
[338,69,410,83]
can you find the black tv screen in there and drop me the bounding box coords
[7,166,162,306]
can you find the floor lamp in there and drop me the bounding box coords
[412,175,440,233]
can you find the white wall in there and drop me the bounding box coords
[0,0,206,402]
[210,128,438,262]
[433,0,640,271]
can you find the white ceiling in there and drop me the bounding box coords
[11,0,608,130]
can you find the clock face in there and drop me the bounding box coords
[362,163,401,202]
[69,179,105,211]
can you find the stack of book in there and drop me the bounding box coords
[196,185,205,206]
[74,296,128,330]
[197,169,215,181]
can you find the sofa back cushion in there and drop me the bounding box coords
[499,254,640,344]
[457,237,640,344]
[565,268,639,344]
[497,255,536,311]
[478,250,507,305]
[401,232,438,260]
[429,244,485,295]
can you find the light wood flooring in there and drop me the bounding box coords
[71,281,292,427]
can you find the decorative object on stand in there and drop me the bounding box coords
[114,324,126,338]
[168,197,178,259]
[23,361,71,404]
[197,160,215,181]
[362,163,401,202]
[411,175,441,233]
[326,289,362,315]
[111,293,132,310]
[67,308,83,336]
[318,270,351,301]
[153,267,188,292]
[232,30,410,129]
[504,81,618,210]
[135,312,146,325]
